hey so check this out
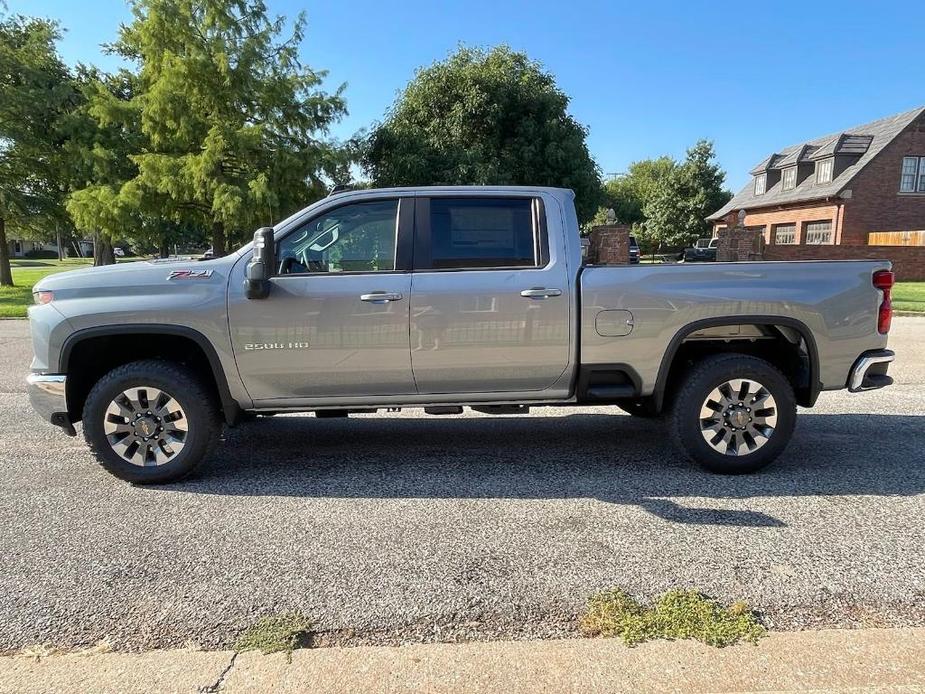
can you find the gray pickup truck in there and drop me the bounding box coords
[27,186,896,483]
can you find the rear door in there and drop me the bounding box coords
[409,194,571,395]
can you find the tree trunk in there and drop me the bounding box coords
[159,238,169,258]
[93,234,115,266]
[56,227,64,261]
[0,217,13,287]
[211,220,226,257]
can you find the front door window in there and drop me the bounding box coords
[277,199,399,274]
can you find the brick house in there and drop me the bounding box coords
[708,106,925,280]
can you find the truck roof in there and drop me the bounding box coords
[328,185,576,198]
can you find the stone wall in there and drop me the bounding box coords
[715,224,764,262]
[586,225,630,265]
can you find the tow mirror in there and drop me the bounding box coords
[244,227,275,300]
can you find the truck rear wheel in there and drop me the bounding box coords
[82,360,220,484]
[668,354,796,474]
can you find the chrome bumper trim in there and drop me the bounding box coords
[26,373,72,432]
[848,350,894,392]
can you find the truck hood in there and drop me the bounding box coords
[34,256,236,294]
[31,257,242,322]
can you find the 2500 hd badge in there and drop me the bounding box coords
[243,342,311,351]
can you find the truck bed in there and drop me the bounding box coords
[579,259,891,396]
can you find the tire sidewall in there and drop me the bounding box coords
[673,356,796,474]
[83,363,216,483]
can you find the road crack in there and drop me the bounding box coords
[200,651,237,693]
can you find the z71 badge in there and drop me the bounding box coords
[167,269,214,280]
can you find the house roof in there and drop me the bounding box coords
[709,106,925,221]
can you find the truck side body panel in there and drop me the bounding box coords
[579,260,890,394]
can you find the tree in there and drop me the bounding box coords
[65,67,162,264]
[642,140,731,252]
[596,156,676,228]
[0,13,76,285]
[92,0,348,257]
[364,45,602,222]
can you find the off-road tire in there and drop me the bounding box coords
[669,354,796,474]
[83,360,220,484]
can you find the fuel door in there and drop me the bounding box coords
[595,309,634,337]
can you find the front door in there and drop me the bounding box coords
[228,196,416,402]
[409,195,572,395]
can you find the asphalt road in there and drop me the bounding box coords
[0,319,923,652]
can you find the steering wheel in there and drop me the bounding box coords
[278,256,305,275]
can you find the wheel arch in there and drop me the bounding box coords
[653,315,821,411]
[60,324,241,425]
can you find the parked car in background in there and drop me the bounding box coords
[27,186,895,484]
[681,237,719,262]
[629,235,640,263]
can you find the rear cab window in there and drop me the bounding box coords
[416,197,549,271]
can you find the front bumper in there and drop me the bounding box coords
[26,373,76,435]
[847,349,895,393]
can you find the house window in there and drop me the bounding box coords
[782,167,797,191]
[816,158,833,184]
[773,224,797,245]
[754,174,766,195]
[805,221,833,245]
[900,156,925,192]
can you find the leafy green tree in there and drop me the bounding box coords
[65,66,183,263]
[592,156,677,231]
[642,140,731,251]
[0,13,76,284]
[364,46,602,222]
[92,0,348,257]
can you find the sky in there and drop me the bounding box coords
[9,0,925,191]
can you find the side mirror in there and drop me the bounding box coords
[244,227,275,300]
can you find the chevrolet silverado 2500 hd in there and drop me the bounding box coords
[26,186,896,483]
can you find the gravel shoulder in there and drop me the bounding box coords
[0,318,923,652]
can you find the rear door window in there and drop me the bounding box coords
[422,198,545,270]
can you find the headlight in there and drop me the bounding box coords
[32,290,54,305]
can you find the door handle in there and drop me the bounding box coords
[360,292,403,303]
[520,287,562,299]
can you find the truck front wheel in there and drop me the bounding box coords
[82,360,220,484]
[668,354,796,474]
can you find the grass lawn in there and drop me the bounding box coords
[894,281,925,314]
[0,258,142,318]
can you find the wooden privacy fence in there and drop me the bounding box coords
[867,231,925,246]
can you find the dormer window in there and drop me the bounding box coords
[816,158,833,184]
[754,173,767,195]
[782,167,797,191]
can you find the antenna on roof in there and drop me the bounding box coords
[328,184,352,196]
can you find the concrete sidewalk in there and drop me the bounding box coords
[2,628,924,693]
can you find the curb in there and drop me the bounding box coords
[2,627,924,693]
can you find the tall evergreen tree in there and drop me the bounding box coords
[87,0,348,257]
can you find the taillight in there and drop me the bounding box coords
[32,290,54,305]
[873,270,894,334]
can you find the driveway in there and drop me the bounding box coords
[0,318,923,651]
